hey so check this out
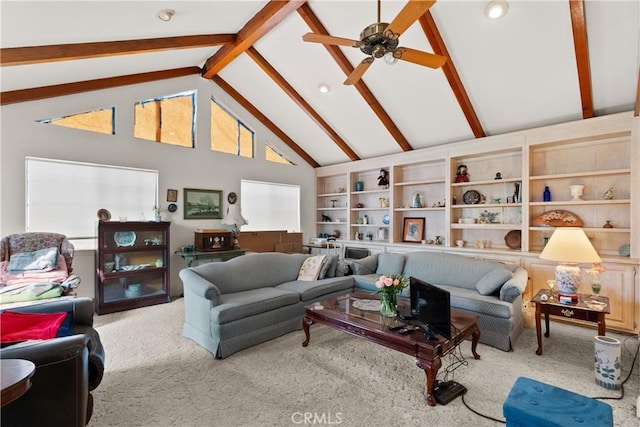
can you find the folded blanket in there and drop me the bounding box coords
[8,247,60,273]
[0,255,68,286]
[0,310,68,343]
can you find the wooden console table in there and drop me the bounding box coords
[532,289,610,355]
[176,248,246,267]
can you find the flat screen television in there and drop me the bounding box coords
[410,277,452,340]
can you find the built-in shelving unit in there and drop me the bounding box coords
[315,114,638,333]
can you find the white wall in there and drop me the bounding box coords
[0,75,316,297]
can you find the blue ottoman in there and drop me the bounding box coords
[503,377,613,427]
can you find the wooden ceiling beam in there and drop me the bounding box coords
[1,35,236,66]
[298,3,413,152]
[212,75,320,168]
[246,47,359,161]
[201,0,306,79]
[569,0,594,119]
[419,13,484,138]
[1,67,201,105]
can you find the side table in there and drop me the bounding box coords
[1,359,35,407]
[532,289,610,355]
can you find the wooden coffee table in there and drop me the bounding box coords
[532,289,610,355]
[302,292,481,406]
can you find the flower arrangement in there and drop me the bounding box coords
[374,274,409,317]
[586,263,605,295]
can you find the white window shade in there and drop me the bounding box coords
[26,157,157,248]
[241,180,300,232]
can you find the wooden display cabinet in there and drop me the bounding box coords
[95,220,170,314]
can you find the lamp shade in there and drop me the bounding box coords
[539,227,601,264]
[222,204,247,226]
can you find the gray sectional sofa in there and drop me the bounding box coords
[349,251,528,351]
[179,252,352,358]
[179,250,528,358]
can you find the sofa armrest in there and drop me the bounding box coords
[500,267,528,303]
[179,268,221,304]
[1,334,90,426]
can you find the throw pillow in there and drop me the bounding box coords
[0,311,68,343]
[319,255,339,279]
[350,255,378,275]
[376,253,406,276]
[476,268,513,296]
[298,255,326,281]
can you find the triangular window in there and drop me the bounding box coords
[266,142,295,165]
[37,107,115,135]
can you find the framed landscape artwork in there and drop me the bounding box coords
[183,188,222,220]
[403,217,425,242]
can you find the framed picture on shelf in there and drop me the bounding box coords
[167,189,178,202]
[402,217,425,242]
[183,188,222,220]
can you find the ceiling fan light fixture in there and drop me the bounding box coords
[384,52,398,65]
[484,1,508,20]
[318,83,330,94]
[155,9,175,22]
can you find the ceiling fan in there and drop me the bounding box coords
[302,0,447,85]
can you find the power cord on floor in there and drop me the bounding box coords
[457,333,640,424]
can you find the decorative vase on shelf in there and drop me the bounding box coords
[379,292,397,317]
[355,181,364,192]
[543,186,551,202]
[154,211,161,222]
[570,184,585,201]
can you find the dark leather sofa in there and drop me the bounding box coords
[0,297,105,426]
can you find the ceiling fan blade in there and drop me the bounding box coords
[344,57,374,85]
[302,33,359,48]
[386,1,436,38]
[395,47,446,69]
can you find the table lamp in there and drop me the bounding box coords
[222,204,248,249]
[539,227,601,298]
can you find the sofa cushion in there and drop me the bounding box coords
[298,255,326,281]
[350,255,378,275]
[277,277,353,302]
[476,268,513,296]
[212,288,300,324]
[439,285,514,319]
[375,253,406,276]
[319,255,339,279]
[403,252,502,290]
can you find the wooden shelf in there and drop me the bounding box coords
[529,168,631,181]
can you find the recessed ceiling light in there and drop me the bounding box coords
[156,9,175,22]
[484,1,508,20]
[318,83,330,94]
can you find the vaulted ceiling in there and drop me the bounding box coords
[2,1,639,168]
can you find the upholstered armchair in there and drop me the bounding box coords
[0,232,79,303]
[0,297,105,426]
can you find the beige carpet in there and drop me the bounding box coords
[91,298,639,427]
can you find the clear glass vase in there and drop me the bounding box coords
[380,292,397,317]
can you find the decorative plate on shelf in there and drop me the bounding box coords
[618,244,630,257]
[504,230,522,249]
[532,210,583,227]
[97,209,111,221]
[463,190,481,205]
[382,214,390,225]
[167,203,178,212]
[114,231,136,247]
